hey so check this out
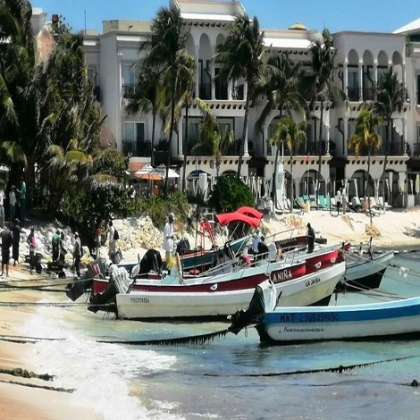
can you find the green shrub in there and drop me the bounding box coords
[208,176,256,213]
[138,190,191,229]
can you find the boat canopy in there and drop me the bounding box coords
[235,206,263,220]
[216,211,261,228]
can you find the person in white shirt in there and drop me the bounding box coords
[163,213,175,264]
[341,186,347,215]
[335,188,342,215]
[0,183,4,228]
[9,186,16,222]
[252,228,262,253]
[107,220,116,259]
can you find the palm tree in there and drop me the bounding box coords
[214,14,265,177]
[374,66,406,211]
[348,108,381,224]
[46,139,94,212]
[144,7,192,194]
[125,63,163,166]
[194,99,233,178]
[305,29,345,202]
[255,51,306,207]
[270,116,307,212]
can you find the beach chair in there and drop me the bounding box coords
[318,195,329,210]
[375,196,393,211]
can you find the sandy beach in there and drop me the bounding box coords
[0,266,101,420]
[1,207,420,418]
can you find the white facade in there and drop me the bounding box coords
[32,1,420,207]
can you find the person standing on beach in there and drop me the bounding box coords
[336,188,342,215]
[16,178,26,227]
[342,185,347,215]
[0,182,5,228]
[1,225,13,276]
[9,186,16,222]
[107,220,116,259]
[163,213,176,264]
[11,218,21,266]
[307,223,315,254]
[72,232,82,278]
[27,227,36,274]
[52,229,60,262]
[59,231,67,263]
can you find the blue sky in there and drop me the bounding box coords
[33,0,418,34]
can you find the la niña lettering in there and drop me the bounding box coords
[271,269,293,283]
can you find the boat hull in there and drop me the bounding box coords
[343,250,394,290]
[258,294,420,344]
[114,261,346,320]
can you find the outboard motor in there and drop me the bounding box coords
[65,260,101,301]
[229,280,277,335]
[132,249,163,279]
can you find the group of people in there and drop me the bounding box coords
[1,218,27,277]
[51,229,82,277]
[0,178,27,229]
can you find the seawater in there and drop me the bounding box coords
[20,253,420,420]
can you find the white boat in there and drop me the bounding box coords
[228,281,420,344]
[114,261,346,320]
[343,250,394,290]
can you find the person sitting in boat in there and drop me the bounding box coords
[307,223,315,254]
[255,236,269,261]
[251,228,262,255]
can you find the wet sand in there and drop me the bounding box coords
[0,265,101,420]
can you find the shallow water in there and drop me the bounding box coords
[20,253,420,419]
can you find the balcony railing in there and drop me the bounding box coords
[122,140,152,157]
[347,87,359,102]
[122,84,136,99]
[215,80,228,100]
[413,143,420,157]
[348,141,406,156]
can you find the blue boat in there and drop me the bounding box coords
[228,281,420,344]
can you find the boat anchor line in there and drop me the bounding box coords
[0,329,232,346]
[204,354,420,378]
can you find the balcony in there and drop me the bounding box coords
[122,140,152,157]
[199,83,211,100]
[347,87,359,102]
[232,85,244,100]
[296,141,327,156]
[363,88,375,101]
[348,141,406,157]
[122,84,136,99]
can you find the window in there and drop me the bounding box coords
[122,63,138,98]
[123,122,145,156]
[417,74,420,105]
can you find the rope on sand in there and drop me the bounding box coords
[0,378,74,393]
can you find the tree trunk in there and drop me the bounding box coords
[367,151,372,225]
[316,99,324,204]
[182,102,189,192]
[290,153,293,213]
[237,90,250,178]
[151,109,156,167]
[381,118,391,212]
[166,80,177,196]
